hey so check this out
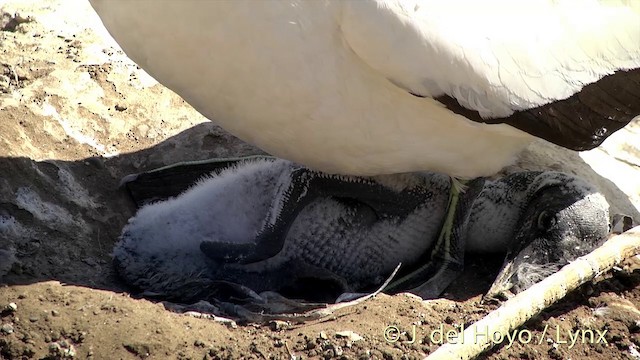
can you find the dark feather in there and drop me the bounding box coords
[435,68,640,151]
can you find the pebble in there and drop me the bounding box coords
[336,330,364,342]
[325,343,343,357]
[269,320,289,331]
[305,340,316,350]
[123,342,151,357]
[49,340,77,358]
[6,302,17,312]
[225,321,237,329]
[14,66,30,80]
[1,323,13,334]
[194,339,205,347]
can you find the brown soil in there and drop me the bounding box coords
[1,1,639,359]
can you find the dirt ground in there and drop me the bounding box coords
[1,1,640,359]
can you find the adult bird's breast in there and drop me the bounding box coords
[88,0,640,177]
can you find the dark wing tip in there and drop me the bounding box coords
[436,68,640,151]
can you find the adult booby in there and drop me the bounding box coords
[89,0,640,177]
[114,158,610,310]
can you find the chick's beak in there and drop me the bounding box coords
[484,225,606,300]
[485,258,516,299]
[484,180,610,300]
[484,215,563,299]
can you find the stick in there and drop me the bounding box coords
[425,226,640,360]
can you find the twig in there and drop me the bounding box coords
[284,341,296,360]
[425,226,640,360]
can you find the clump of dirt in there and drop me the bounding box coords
[0,1,639,359]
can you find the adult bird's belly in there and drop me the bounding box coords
[88,0,533,177]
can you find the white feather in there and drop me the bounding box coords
[342,0,640,117]
[88,0,640,177]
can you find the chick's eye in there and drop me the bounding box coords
[537,210,557,231]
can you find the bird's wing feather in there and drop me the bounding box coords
[341,0,640,117]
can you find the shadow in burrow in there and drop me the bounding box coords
[0,121,638,305]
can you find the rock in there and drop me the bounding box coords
[193,339,205,347]
[6,302,17,312]
[49,340,76,358]
[336,331,364,342]
[269,320,289,331]
[123,342,151,357]
[0,12,34,32]
[1,323,14,334]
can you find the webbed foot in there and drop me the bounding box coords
[384,178,485,298]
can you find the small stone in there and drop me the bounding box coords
[1,323,14,334]
[225,321,237,329]
[14,67,30,80]
[51,310,60,317]
[22,346,35,357]
[319,331,328,340]
[269,320,289,331]
[49,343,62,354]
[548,346,563,360]
[47,340,77,358]
[336,331,364,342]
[305,340,317,350]
[323,348,335,359]
[6,302,17,312]
[194,339,205,347]
[123,342,151,357]
[328,344,344,357]
[137,124,150,137]
[114,104,127,111]
[28,316,38,322]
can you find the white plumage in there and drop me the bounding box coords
[88,0,640,177]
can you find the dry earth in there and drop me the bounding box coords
[0,1,639,359]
